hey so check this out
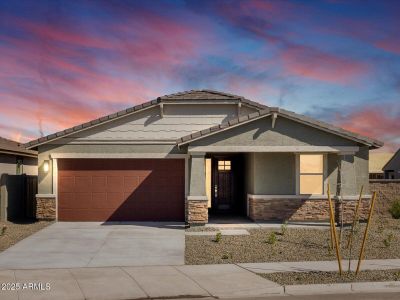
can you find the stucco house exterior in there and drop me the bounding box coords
[24,90,383,224]
[0,137,37,176]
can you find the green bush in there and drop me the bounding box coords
[389,200,400,219]
[280,221,288,236]
[383,233,394,248]
[214,232,222,243]
[266,232,277,245]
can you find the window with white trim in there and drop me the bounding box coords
[299,154,324,195]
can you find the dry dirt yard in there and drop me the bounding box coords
[0,220,52,252]
[260,269,400,285]
[185,218,400,265]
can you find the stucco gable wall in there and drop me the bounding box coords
[190,116,359,147]
[60,104,246,143]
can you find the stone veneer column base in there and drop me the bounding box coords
[186,196,208,225]
[36,196,56,220]
[248,195,370,223]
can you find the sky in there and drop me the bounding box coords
[0,0,399,151]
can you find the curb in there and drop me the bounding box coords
[284,281,400,296]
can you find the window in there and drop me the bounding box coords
[218,160,231,171]
[299,154,324,195]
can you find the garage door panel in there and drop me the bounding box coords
[58,192,75,208]
[92,176,107,192]
[123,176,140,193]
[58,159,185,221]
[67,193,93,209]
[58,209,114,222]
[59,177,75,192]
[106,176,124,192]
[74,176,92,192]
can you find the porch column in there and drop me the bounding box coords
[186,152,208,225]
[335,153,369,224]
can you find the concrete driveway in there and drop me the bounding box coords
[0,222,185,269]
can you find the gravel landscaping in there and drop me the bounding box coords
[260,269,400,285]
[185,218,400,264]
[0,220,52,252]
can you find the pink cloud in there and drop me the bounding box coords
[280,45,369,84]
[375,38,400,55]
[334,104,400,152]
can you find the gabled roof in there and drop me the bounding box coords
[177,107,384,149]
[25,90,267,149]
[0,136,37,157]
[383,148,400,170]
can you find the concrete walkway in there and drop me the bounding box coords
[0,264,282,300]
[239,259,400,273]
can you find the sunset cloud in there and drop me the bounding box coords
[0,0,398,150]
[333,104,400,152]
[280,45,369,84]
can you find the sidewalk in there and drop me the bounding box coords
[1,260,400,300]
[0,264,283,300]
[239,258,400,273]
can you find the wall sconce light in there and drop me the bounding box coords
[43,160,49,173]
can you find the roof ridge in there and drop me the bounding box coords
[199,89,243,99]
[158,89,242,99]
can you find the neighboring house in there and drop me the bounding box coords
[0,137,37,176]
[369,152,394,179]
[24,90,383,224]
[383,148,400,179]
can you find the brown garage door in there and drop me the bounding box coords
[58,159,185,221]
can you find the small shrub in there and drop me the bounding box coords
[266,232,277,245]
[326,238,333,255]
[221,253,231,259]
[389,200,400,219]
[281,221,288,236]
[0,225,6,236]
[395,271,400,281]
[383,233,394,248]
[214,232,222,243]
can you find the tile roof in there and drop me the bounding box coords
[176,107,384,149]
[24,89,383,150]
[0,136,37,157]
[24,90,267,149]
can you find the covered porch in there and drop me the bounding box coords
[185,147,370,225]
[178,108,375,226]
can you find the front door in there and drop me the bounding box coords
[212,158,235,212]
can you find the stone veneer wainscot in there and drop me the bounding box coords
[186,198,208,225]
[36,195,56,220]
[248,195,371,223]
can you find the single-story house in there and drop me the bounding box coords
[25,90,383,224]
[369,152,394,179]
[383,148,400,179]
[0,137,37,176]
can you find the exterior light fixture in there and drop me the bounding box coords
[43,160,49,173]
